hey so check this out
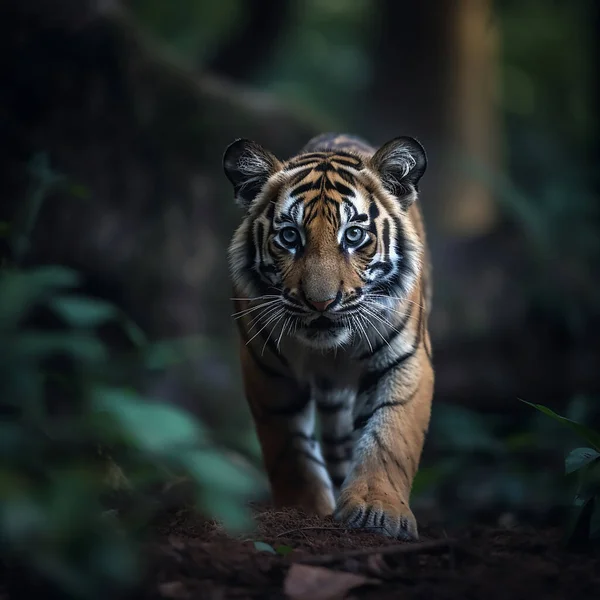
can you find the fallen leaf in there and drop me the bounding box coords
[253,541,276,554]
[284,563,379,600]
[276,544,295,556]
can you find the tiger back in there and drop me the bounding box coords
[223,132,433,540]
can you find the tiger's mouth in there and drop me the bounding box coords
[305,316,343,331]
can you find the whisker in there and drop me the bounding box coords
[230,295,280,301]
[247,304,283,332]
[276,316,293,351]
[362,299,409,318]
[261,312,286,356]
[246,308,286,346]
[365,294,426,310]
[231,299,280,319]
[351,313,373,353]
[358,308,392,351]
[361,304,401,334]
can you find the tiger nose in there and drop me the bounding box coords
[306,295,337,312]
[304,291,342,312]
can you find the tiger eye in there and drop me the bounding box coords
[280,227,300,247]
[344,226,365,246]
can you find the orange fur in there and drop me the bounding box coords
[224,133,433,539]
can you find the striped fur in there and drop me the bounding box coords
[223,133,433,540]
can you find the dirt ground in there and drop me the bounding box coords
[141,505,600,600]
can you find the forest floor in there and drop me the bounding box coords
[141,505,600,600]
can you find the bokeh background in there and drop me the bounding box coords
[1,0,599,573]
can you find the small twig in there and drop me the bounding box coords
[276,526,385,538]
[299,538,456,565]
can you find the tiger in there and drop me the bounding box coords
[223,132,433,540]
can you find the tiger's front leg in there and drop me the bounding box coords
[334,360,433,540]
[240,345,335,517]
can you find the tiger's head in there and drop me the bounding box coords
[224,136,427,351]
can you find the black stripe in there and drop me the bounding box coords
[288,167,313,185]
[336,168,356,185]
[290,180,315,197]
[255,221,265,262]
[358,302,424,393]
[316,400,348,414]
[298,449,327,468]
[353,400,405,431]
[292,432,317,443]
[382,219,390,261]
[368,260,393,279]
[359,301,413,359]
[334,181,353,196]
[244,228,268,293]
[321,433,354,445]
[314,161,331,172]
[264,389,311,417]
[286,155,326,168]
[391,216,406,263]
[323,449,352,463]
[369,198,380,220]
[331,157,363,168]
[331,475,346,488]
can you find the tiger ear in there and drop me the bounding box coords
[223,138,281,208]
[370,136,427,207]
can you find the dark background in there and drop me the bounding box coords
[1,0,599,543]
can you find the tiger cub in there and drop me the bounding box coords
[223,132,433,540]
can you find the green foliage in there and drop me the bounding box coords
[412,398,600,526]
[520,399,600,545]
[252,541,294,556]
[519,400,600,451]
[0,157,263,598]
[0,263,264,598]
[253,541,276,554]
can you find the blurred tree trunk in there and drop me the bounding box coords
[0,0,322,427]
[361,0,600,411]
[364,0,500,238]
[444,0,500,236]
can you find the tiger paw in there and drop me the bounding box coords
[333,492,418,540]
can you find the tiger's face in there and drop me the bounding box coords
[224,136,427,351]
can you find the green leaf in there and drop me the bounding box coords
[181,449,261,496]
[565,448,600,474]
[276,544,294,556]
[198,488,253,533]
[12,333,107,363]
[519,399,600,450]
[49,295,119,328]
[0,221,11,237]
[0,266,80,330]
[253,541,276,554]
[92,388,206,455]
[141,335,210,370]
